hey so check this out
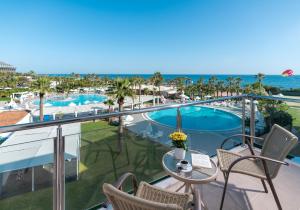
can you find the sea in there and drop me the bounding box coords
[47,74,300,90]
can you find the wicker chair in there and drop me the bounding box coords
[217,124,298,210]
[103,172,193,210]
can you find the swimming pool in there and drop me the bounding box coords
[147,106,241,131]
[33,94,107,107]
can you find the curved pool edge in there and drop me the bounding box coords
[143,106,242,133]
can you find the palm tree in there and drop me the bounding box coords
[150,72,163,105]
[256,73,265,94]
[185,84,197,100]
[104,99,114,112]
[208,76,217,97]
[216,80,225,97]
[174,77,185,95]
[234,77,242,95]
[143,87,150,96]
[32,77,51,122]
[110,78,134,146]
[135,77,145,109]
[226,77,234,96]
[104,99,115,123]
[244,84,253,94]
[196,78,205,99]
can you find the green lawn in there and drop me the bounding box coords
[0,97,10,102]
[288,107,300,157]
[0,121,169,210]
[288,107,300,132]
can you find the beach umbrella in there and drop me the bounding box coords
[124,115,134,122]
[176,108,182,131]
[281,69,294,77]
[69,102,76,107]
[180,94,189,99]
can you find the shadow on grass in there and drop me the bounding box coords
[0,121,169,210]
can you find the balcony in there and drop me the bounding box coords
[156,146,300,210]
[0,95,299,210]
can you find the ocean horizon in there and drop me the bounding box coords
[47,74,300,90]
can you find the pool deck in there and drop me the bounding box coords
[154,146,300,210]
[127,108,242,156]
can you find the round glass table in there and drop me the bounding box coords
[162,149,218,209]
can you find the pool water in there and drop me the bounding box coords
[33,115,54,122]
[33,94,107,107]
[291,156,300,164]
[147,106,241,131]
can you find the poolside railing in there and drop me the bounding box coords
[0,94,299,210]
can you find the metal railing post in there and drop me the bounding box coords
[176,108,182,132]
[250,97,256,146]
[242,97,246,145]
[53,125,65,210]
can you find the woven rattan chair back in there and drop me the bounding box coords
[103,183,182,210]
[261,124,298,178]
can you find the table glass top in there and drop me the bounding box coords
[163,150,218,181]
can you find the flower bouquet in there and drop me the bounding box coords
[169,131,187,159]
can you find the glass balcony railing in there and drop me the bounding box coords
[0,95,299,210]
[64,121,169,210]
[0,137,54,209]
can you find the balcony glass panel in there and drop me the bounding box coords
[0,134,54,210]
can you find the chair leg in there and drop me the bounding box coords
[266,177,282,210]
[261,179,268,193]
[220,173,230,210]
[222,172,227,179]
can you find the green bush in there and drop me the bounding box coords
[265,107,293,131]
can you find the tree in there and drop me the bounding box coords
[150,72,163,105]
[104,99,115,123]
[208,76,217,97]
[32,77,51,122]
[173,77,185,95]
[226,77,234,96]
[234,77,242,95]
[196,78,205,99]
[135,77,145,109]
[244,84,253,94]
[185,84,197,100]
[216,80,225,97]
[110,78,134,149]
[256,73,265,94]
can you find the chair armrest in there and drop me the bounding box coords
[113,172,138,194]
[220,134,264,149]
[227,155,288,175]
[102,172,138,208]
[255,155,289,166]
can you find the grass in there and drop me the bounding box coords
[0,121,169,210]
[0,97,10,102]
[288,107,300,157]
[288,107,300,132]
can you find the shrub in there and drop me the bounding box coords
[265,108,293,131]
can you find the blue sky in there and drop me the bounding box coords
[1,0,300,74]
